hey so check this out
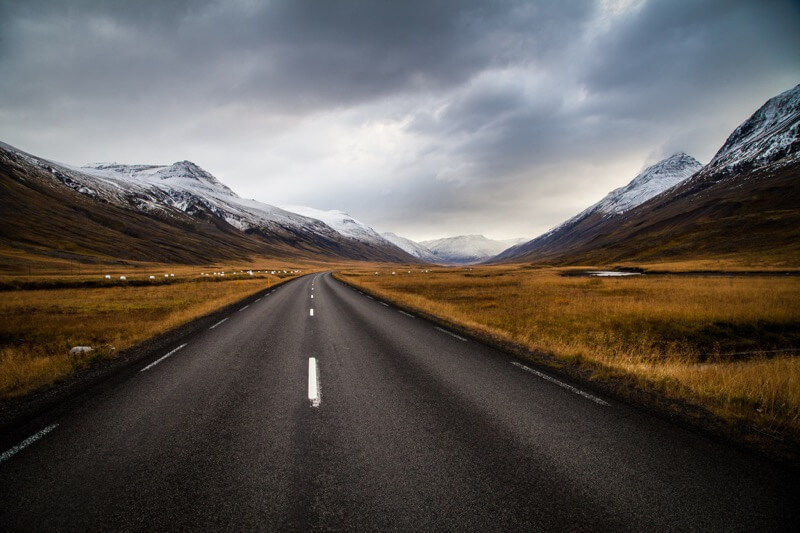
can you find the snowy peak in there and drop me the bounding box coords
[281,205,399,249]
[420,234,522,264]
[84,160,237,197]
[705,84,800,175]
[381,232,439,262]
[513,152,702,253]
[593,152,702,215]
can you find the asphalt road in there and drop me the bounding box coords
[1,272,798,531]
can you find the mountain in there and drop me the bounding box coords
[495,152,702,261]
[381,232,439,262]
[281,205,411,259]
[421,235,522,264]
[495,84,800,265]
[581,153,702,216]
[500,237,528,248]
[700,84,800,177]
[0,142,416,267]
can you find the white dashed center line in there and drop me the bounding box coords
[380,302,389,307]
[239,305,249,312]
[308,357,321,408]
[511,361,610,406]
[310,308,314,317]
[209,317,228,329]
[0,424,59,465]
[399,310,415,318]
[140,343,188,372]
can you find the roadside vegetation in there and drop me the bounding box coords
[336,266,800,441]
[0,270,304,399]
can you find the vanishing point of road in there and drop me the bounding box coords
[1,272,798,531]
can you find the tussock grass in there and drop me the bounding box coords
[0,279,276,398]
[338,267,800,438]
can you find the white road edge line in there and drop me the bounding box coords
[140,343,188,372]
[310,308,314,317]
[380,302,389,307]
[366,295,374,299]
[511,361,610,406]
[239,305,249,312]
[255,297,262,302]
[0,424,59,465]
[308,357,321,408]
[399,310,415,318]
[209,317,228,329]
[435,326,467,342]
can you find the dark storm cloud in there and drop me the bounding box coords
[0,0,595,114]
[1,0,798,239]
[396,0,800,218]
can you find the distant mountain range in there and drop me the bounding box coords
[419,235,525,264]
[381,232,440,263]
[381,233,526,265]
[2,83,798,269]
[496,83,800,265]
[0,144,416,266]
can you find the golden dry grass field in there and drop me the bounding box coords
[337,266,800,440]
[0,272,302,399]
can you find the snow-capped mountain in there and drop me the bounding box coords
[700,83,800,177]
[281,205,401,252]
[587,153,702,216]
[75,161,342,239]
[0,141,416,263]
[494,83,800,265]
[496,153,701,262]
[546,152,700,237]
[381,232,439,262]
[420,235,522,264]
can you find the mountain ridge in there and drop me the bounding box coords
[421,234,523,265]
[0,142,417,267]
[496,152,702,262]
[494,84,800,265]
[380,232,440,263]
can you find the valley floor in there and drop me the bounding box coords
[2,272,797,530]
[336,264,800,459]
[0,267,310,399]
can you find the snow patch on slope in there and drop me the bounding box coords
[75,162,338,238]
[593,153,701,216]
[703,83,800,176]
[381,232,439,262]
[282,205,392,247]
[536,152,701,241]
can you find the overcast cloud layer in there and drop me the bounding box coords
[1,0,798,240]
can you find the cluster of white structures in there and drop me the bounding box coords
[101,268,304,282]
[103,273,174,281]
[375,269,433,276]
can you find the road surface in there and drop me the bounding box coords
[1,272,798,531]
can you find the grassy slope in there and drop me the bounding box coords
[337,266,800,451]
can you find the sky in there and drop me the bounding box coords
[1,0,798,241]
